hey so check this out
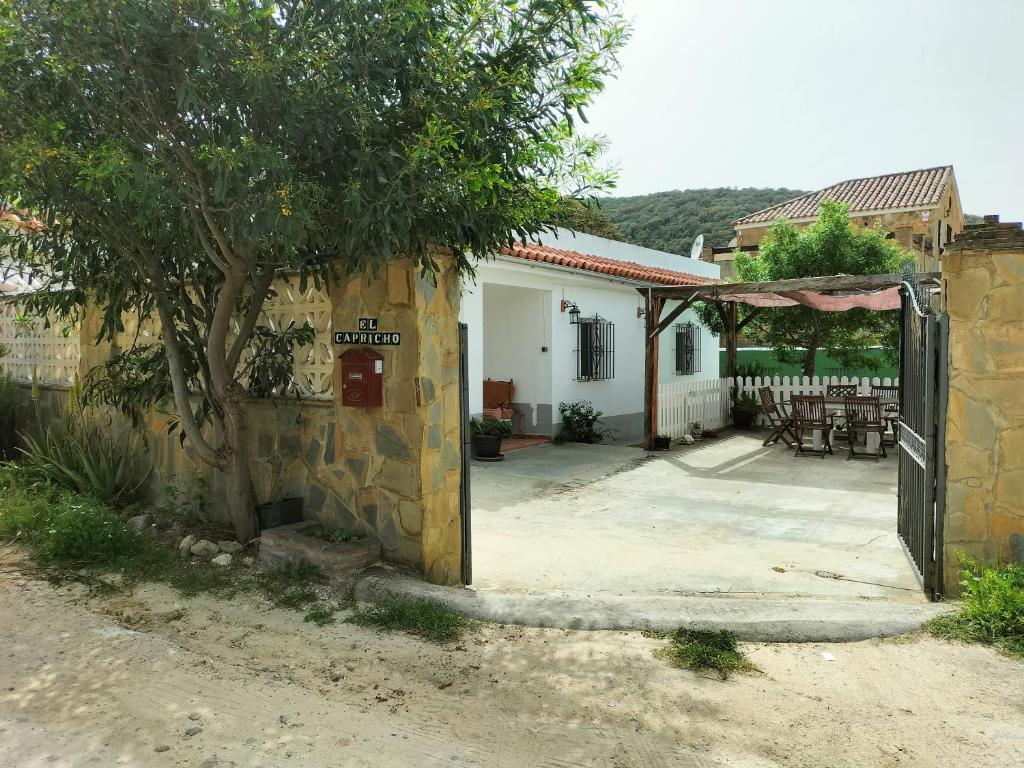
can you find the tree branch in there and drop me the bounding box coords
[226,262,274,376]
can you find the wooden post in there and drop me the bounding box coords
[727,302,738,379]
[643,295,664,450]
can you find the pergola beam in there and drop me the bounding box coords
[648,291,701,339]
[643,271,939,301]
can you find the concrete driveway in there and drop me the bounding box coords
[470,433,925,602]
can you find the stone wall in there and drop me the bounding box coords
[10,256,465,586]
[942,216,1024,589]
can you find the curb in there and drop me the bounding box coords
[353,569,953,643]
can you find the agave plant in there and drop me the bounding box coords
[17,414,152,504]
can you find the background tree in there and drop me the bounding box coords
[599,187,807,252]
[0,0,626,541]
[549,196,625,240]
[697,200,911,377]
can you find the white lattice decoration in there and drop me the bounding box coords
[0,299,80,386]
[241,277,333,399]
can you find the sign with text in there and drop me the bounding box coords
[334,329,401,346]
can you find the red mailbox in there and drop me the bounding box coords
[340,348,383,407]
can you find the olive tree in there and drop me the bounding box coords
[0,0,626,540]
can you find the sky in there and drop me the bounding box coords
[586,0,1024,221]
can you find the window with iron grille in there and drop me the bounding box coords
[576,315,614,381]
[675,322,700,375]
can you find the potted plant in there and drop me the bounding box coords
[654,433,672,451]
[730,388,761,429]
[470,417,512,460]
[690,421,703,439]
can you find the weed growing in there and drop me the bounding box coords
[927,555,1024,657]
[348,597,478,643]
[253,562,324,609]
[654,629,759,679]
[304,603,336,625]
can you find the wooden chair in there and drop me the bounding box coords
[871,385,900,446]
[790,395,833,458]
[844,396,887,460]
[482,378,524,435]
[826,383,859,440]
[758,386,797,448]
[826,383,859,398]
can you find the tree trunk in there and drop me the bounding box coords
[802,343,818,378]
[222,397,258,543]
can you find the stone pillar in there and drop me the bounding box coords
[308,253,463,585]
[942,216,1024,591]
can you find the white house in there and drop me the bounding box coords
[459,228,720,444]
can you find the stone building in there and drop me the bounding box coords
[704,166,965,277]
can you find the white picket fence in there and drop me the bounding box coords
[657,375,899,438]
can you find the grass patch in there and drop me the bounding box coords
[304,603,336,626]
[926,555,1024,658]
[0,469,152,570]
[253,562,323,609]
[654,629,759,679]
[349,597,478,643]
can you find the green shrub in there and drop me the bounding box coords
[928,555,1024,656]
[555,400,613,444]
[0,470,144,569]
[349,597,478,643]
[18,414,151,503]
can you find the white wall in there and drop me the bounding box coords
[481,284,552,428]
[460,280,485,416]
[458,257,719,443]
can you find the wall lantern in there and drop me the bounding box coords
[560,298,581,324]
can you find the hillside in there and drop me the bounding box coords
[597,188,807,254]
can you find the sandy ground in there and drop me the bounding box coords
[472,437,921,600]
[1,548,1023,768]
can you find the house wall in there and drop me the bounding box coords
[942,219,1024,592]
[460,258,719,444]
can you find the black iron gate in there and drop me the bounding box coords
[897,278,948,598]
[458,322,472,585]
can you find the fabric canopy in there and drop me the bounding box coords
[713,286,901,311]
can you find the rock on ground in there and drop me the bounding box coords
[177,535,197,558]
[210,553,232,567]
[190,540,220,557]
[216,541,243,555]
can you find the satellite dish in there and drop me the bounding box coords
[689,234,704,259]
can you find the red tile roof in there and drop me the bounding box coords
[734,166,954,226]
[0,207,44,231]
[502,242,713,286]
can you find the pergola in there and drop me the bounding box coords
[637,271,940,450]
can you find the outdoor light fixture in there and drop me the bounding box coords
[636,306,647,319]
[561,298,581,324]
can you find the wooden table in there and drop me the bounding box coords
[784,397,898,453]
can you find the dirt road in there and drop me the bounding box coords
[1,548,1022,768]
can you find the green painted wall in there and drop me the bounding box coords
[720,348,898,380]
